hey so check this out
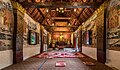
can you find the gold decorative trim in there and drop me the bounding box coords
[11,1,26,14]
[81,1,108,30]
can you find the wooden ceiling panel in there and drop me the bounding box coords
[50,11,56,17]
[33,11,39,19]
[39,8,47,15]
[35,12,40,19]
[55,22,68,26]
[85,8,92,15]
[31,11,36,18]
[82,11,88,19]
[54,27,71,31]
[18,0,104,33]
[36,13,41,21]
[80,14,86,22]
[27,8,34,14]
[32,9,38,17]
[89,8,95,13]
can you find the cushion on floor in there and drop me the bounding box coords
[83,61,95,66]
[55,61,66,67]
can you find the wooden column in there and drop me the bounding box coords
[13,9,24,64]
[96,9,106,63]
[40,26,44,53]
[47,33,49,46]
[73,33,76,48]
[78,27,82,52]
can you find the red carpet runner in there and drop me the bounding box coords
[33,51,85,58]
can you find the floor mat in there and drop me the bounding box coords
[33,51,85,58]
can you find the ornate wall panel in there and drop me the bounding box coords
[0,0,14,51]
[23,13,41,48]
[107,0,120,51]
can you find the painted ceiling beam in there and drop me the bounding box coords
[50,31,74,33]
[50,17,72,20]
[43,25,79,27]
[19,2,102,8]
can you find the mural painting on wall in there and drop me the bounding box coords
[24,13,40,46]
[82,19,96,47]
[107,0,120,50]
[0,0,14,51]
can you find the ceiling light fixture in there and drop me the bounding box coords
[46,9,49,12]
[52,23,54,26]
[74,9,77,12]
[56,8,59,11]
[68,23,71,26]
[56,7,65,13]
[62,10,64,13]
[35,0,40,2]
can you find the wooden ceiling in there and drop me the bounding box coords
[17,0,104,34]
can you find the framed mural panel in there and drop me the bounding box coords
[28,30,37,45]
[0,0,13,51]
[107,0,120,51]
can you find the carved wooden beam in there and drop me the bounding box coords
[50,17,72,20]
[42,25,79,27]
[50,31,74,33]
[19,2,102,8]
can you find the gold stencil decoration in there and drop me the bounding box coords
[108,0,119,28]
[108,6,119,28]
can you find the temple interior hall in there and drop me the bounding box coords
[0,0,120,70]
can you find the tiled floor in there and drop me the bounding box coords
[2,51,113,70]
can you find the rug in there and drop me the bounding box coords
[33,51,85,58]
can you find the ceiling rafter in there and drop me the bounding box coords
[76,0,90,25]
[73,20,77,26]
[75,21,81,26]
[76,0,84,18]
[42,19,46,25]
[83,8,91,18]
[82,10,94,18]
[43,25,78,27]
[46,19,51,25]
[29,8,36,15]
[50,31,74,33]
[89,8,95,13]
[80,14,86,21]
[31,11,37,18]
[40,19,46,25]
[38,16,44,23]
[35,12,40,20]
[82,11,88,19]
[27,8,34,14]
[86,8,92,15]
[37,9,45,24]
[78,19,83,24]
[33,11,39,19]
[87,8,93,13]
[32,9,38,18]
[83,10,91,19]
[17,0,104,33]
[37,8,45,18]
[36,14,41,21]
